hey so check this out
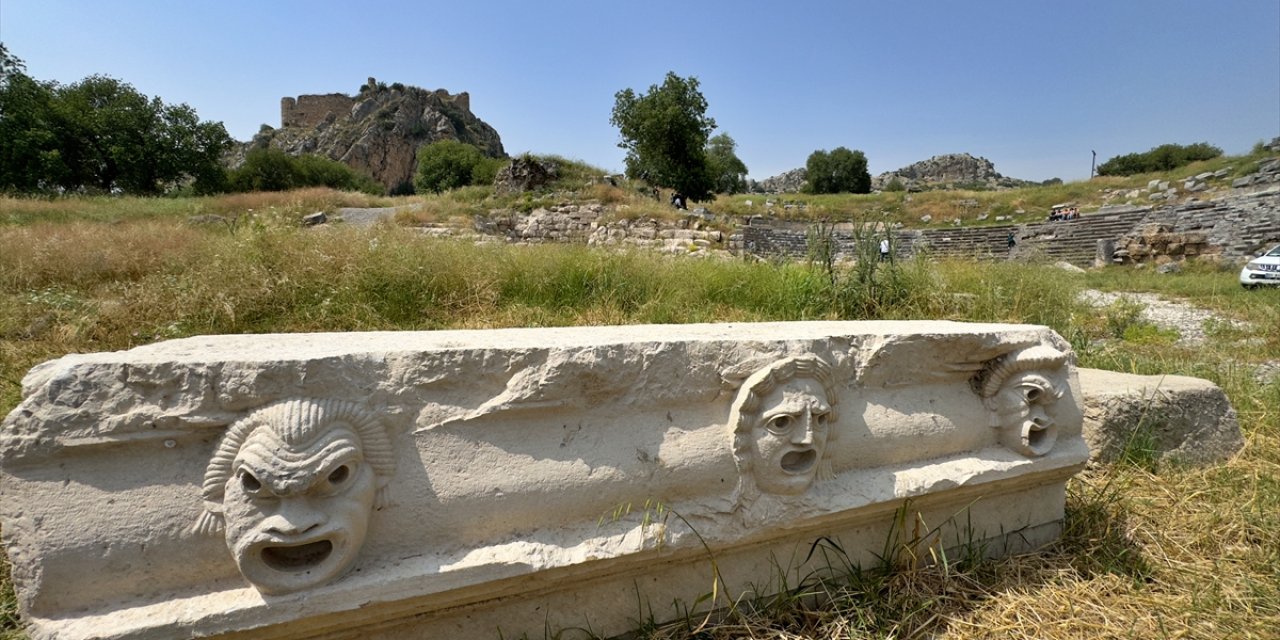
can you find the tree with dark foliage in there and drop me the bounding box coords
[611,72,717,202]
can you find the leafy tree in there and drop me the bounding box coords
[1096,142,1223,176]
[0,47,232,194]
[705,133,748,194]
[414,139,494,193]
[610,72,717,201]
[0,44,67,192]
[804,147,871,194]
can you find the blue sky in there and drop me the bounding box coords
[2,1,1277,182]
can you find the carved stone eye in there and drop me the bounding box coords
[766,414,794,435]
[1025,387,1042,402]
[813,412,830,428]
[328,465,350,485]
[239,470,262,493]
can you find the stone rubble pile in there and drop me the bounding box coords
[471,205,728,255]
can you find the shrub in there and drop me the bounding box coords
[415,140,493,194]
[1096,142,1223,176]
[229,148,382,194]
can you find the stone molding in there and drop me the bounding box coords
[1,321,1087,639]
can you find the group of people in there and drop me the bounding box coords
[1047,206,1080,221]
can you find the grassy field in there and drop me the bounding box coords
[0,178,1278,638]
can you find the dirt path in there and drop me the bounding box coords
[1077,289,1248,347]
[1079,289,1276,382]
[335,203,422,228]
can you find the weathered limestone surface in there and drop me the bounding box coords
[1078,368,1243,464]
[1,321,1088,639]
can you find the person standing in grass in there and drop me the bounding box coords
[879,238,890,261]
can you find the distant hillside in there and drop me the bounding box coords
[872,153,1032,191]
[757,152,1032,193]
[230,77,506,193]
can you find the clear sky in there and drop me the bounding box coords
[2,0,1277,183]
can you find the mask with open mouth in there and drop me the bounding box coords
[194,398,396,594]
[751,377,832,494]
[728,356,839,502]
[975,344,1069,457]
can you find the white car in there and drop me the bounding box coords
[1240,244,1280,288]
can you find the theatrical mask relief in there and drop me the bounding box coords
[194,398,396,594]
[729,356,839,500]
[975,344,1069,457]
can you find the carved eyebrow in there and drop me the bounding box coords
[761,398,830,413]
[234,440,363,494]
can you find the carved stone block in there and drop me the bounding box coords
[0,321,1088,639]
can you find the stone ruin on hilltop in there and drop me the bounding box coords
[234,77,506,193]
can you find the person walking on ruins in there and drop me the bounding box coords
[879,238,890,261]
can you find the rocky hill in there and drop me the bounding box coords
[233,78,505,193]
[751,168,808,193]
[756,153,1030,194]
[872,153,1030,191]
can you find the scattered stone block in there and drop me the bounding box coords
[1078,368,1243,465]
[302,211,327,226]
[1,322,1088,640]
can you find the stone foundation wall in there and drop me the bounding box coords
[473,205,729,255]
[739,187,1280,266]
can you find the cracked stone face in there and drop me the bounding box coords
[750,377,832,495]
[223,423,377,595]
[990,370,1062,457]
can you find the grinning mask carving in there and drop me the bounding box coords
[976,344,1069,457]
[194,399,395,595]
[730,356,838,501]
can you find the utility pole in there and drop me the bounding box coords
[1090,150,1097,178]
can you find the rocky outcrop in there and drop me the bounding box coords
[872,153,1030,191]
[234,78,505,193]
[753,168,807,193]
[494,156,559,196]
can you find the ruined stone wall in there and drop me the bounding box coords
[281,89,473,130]
[1116,187,1280,264]
[471,205,728,255]
[280,93,357,128]
[739,187,1280,265]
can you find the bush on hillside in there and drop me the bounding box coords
[414,139,504,194]
[229,148,382,194]
[1096,142,1223,176]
